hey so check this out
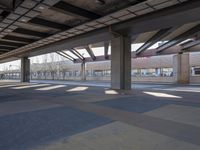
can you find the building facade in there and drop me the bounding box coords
[1,52,200,84]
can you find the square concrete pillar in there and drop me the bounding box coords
[21,57,30,82]
[81,61,86,81]
[173,53,190,84]
[111,34,131,90]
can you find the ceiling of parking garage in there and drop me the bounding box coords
[0,0,200,63]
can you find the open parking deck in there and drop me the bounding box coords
[0,80,199,150]
[0,1,200,150]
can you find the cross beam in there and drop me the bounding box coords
[136,27,177,55]
[70,49,85,61]
[56,51,74,62]
[53,1,101,20]
[85,46,96,61]
[0,40,24,47]
[157,24,200,53]
[29,17,71,30]
[13,28,51,38]
[2,35,36,43]
[182,40,200,50]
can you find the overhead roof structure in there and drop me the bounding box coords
[0,0,200,63]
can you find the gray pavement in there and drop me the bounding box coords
[0,80,199,150]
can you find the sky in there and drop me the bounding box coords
[0,43,159,71]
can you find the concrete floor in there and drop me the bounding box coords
[0,80,200,150]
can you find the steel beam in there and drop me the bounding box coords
[0,40,24,47]
[0,49,10,52]
[60,51,75,60]
[74,46,182,63]
[29,17,71,30]
[104,42,109,59]
[182,40,200,50]
[53,1,101,20]
[136,46,181,58]
[3,35,36,43]
[56,52,74,62]
[0,46,15,50]
[157,24,200,53]
[75,55,110,63]
[112,0,200,35]
[136,27,177,55]
[13,28,51,38]
[85,46,96,61]
[73,49,85,60]
[29,30,111,57]
[70,49,84,61]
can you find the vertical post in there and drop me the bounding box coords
[81,61,86,81]
[111,34,131,90]
[21,57,30,82]
[173,53,190,84]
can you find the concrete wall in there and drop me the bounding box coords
[2,52,200,83]
[132,76,175,83]
[190,76,200,84]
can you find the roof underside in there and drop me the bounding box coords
[0,0,200,63]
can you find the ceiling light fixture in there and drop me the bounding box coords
[21,19,26,22]
[95,0,106,5]
[38,6,45,10]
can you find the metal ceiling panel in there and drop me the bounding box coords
[73,30,85,34]
[2,19,14,24]
[147,0,171,6]
[154,0,179,9]
[18,16,32,23]
[14,7,29,15]
[119,13,136,21]
[0,23,8,28]
[104,19,119,25]
[83,27,95,32]
[94,23,106,28]
[1,32,8,35]
[20,1,37,9]
[7,25,18,30]
[4,29,13,33]
[75,25,88,30]
[86,21,99,26]
[135,7,154,15]
[128,3,148,12]
[43,0,60,6]
[97,16,112,23]
[34,4,50,12]
[7,13,20,20]
[25,10,40,18]
[111,10,130,18]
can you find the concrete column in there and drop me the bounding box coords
[81,61,86,81]
[111,34,131,90]
[173,53,190,84]
[21,57,30,82]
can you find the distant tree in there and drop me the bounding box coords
[49,53,57,80]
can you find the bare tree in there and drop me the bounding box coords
[49,53,57,80]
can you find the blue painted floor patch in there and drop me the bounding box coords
[96,97,172,113]
[95,96,200,113]
[0,106,112,150]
